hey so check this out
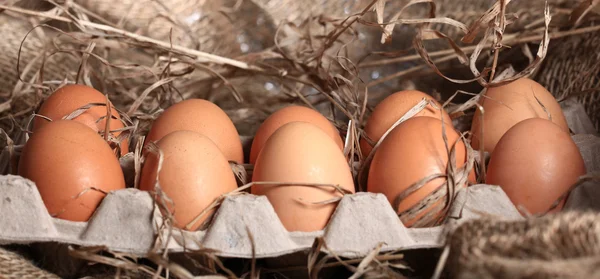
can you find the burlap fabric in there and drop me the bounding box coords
[75,0,240,57]
[446,211,600,279]
[250,0,366,24]
[0,0,599,278]
[0,14,76,95]
[537,31,600,130]
[381,0,574,38]
[0,247,60,279]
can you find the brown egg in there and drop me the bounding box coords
[361,90,452,157]
[251,122,355,232]
[139,131,238,230]
[249,105,343,164]
[367,117,474,228]
[471,78,569,153]
[34,84,128,156]
[145,99,243,163]
[486,118,585,215]
[18,120,126,222]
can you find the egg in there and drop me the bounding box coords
[18,120,126,222]
[34,84,128,155]
[471,78,569,153]
[139,130,238,230]
[251,122,355,232]
[249,105,343,164]
[361,90,452,157]
[486,118,585,215]
[144,99,243,163]
[367,117,474,228]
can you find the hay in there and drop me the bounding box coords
[1,0,600,277]
[0,13,78,109]
[445,211,600,279]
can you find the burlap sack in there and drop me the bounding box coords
[1,1,598,278]
[76,0,240,57]
[0,14,76,94]
[0,247,60,279]
[537,31,600,131]
[250,0,367,25]
[379,0,574,38]
[446,211,600,279]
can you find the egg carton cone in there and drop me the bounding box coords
[0,100,598,259]
[1,128,599,259]
[0,174,521,258]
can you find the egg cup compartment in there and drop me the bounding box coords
[0,176,156,254]
[0,173,522,258]
[0,131,598,275]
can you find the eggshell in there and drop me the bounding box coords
[139,130,238,230]
[144,99,243,163]
[18,120,126,222]
[251,122,355,232]
[486,118,585,215]
[249,105,343,164]
[361,90,452,157]
[367,117,474,228]
[34,84,128,155]
[471,78,569,153]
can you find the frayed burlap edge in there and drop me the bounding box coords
[0,246,60,279]
[446,211,600,279]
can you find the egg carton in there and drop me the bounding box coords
[0,175,517,258]
[0,100,599,259]
[0,131,598,259]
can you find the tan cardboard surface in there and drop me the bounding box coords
[0,174,525,258]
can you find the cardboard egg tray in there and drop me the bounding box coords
[0,101,598,260]
[0,175,524,258]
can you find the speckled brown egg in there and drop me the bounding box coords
[249,105,343,164]
[251,122,355,232]
[471,78,569,153]
[144,99,243,163]
[361,90,452,157]
[486,118,585,215]
[139,130,238,231]
[367,117,475,228]
[34,84,128,155]
[18,120,126,222]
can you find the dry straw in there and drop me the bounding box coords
[75,0,240,57]
[0,13,76,91]
[1,0,599,277]
[0,13,79,135]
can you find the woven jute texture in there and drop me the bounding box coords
[0,14,77,94]
[76,0,239,57]
[537,31,600,130]
[446,211,600,279]
[250,0,366,24]
[0,0,598,278]
[0,247,60,279]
